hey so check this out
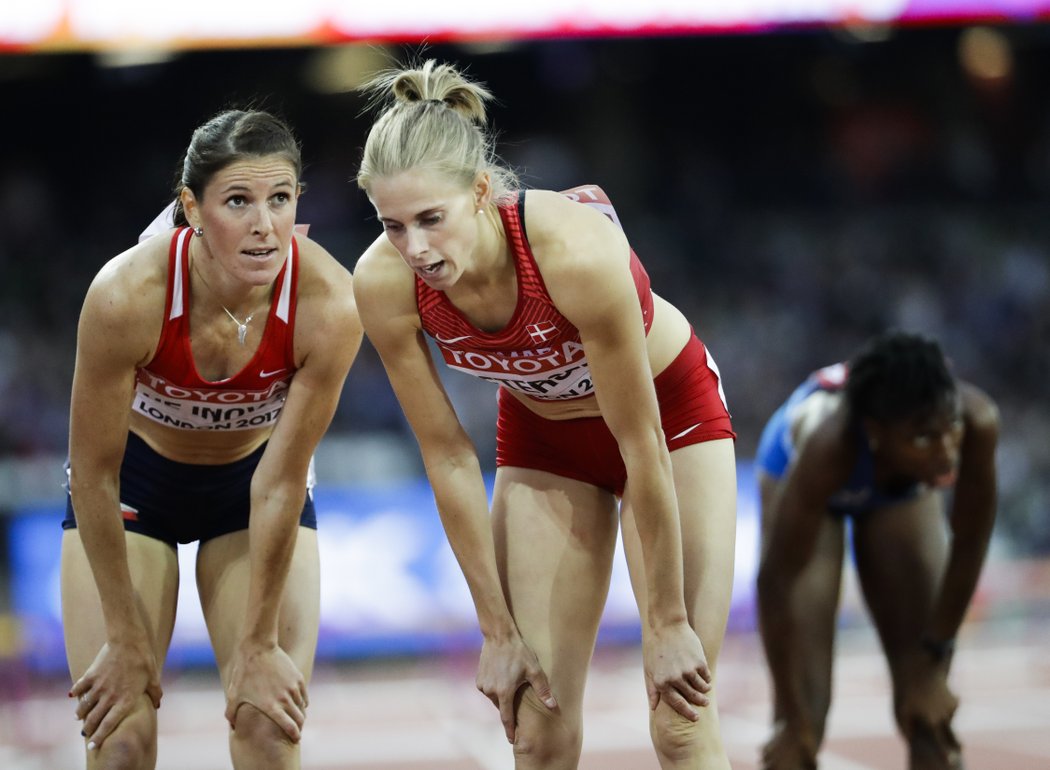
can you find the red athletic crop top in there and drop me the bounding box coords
[132,227,299,431]
[416,184,654,402]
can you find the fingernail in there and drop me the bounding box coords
[80,730,85,737]
[87,741,97,751]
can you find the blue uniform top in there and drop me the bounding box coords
[755,363,921,516]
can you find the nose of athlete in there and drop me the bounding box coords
[923,427,961,486]
[933,429,960,473]
[251,203,275,236]
[405,226,430,261]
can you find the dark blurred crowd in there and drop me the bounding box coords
[1,28,1047,550]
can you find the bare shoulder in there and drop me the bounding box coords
[350,233,417,324]
[353,232,403,284]
[88,230,169,304]
[295,234,355,297]
[791,390,849,456]
[783,389,857,496]
[290,235,361,362]
[959,380,1000,438]
[80,232,170,361]
[520,188,631,297]
[522,189,623,253]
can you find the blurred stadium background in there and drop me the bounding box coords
[1,2,1049,767]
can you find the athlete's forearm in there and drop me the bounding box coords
[426,459,517,639]
[757,566,810,725]
[929,502,996,641]
[622,454,689,628]
[69,478,149,642]
[241,483,304,646]
[929,391,1000,641]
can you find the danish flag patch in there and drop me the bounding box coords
[525,321,558,343]
[120,503,140,522]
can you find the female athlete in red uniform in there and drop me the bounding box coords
[352,59,737,769]
[62,109,362,769]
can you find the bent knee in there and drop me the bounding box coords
[650,700,725,764]
[651,704,700,761]
[91,698,157,769]
[230,702,296,748]
[93,733,155,770]
[513,687,581,764]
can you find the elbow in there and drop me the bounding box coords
[67,461,117,506]
[249,471,309,511]
[617,428,672,472]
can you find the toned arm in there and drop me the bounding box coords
[924,382,999,643]
[352,239,514,639]
[527,190,714,717]
[238,237,363,650]
[66,240,168,742]
[69,244,165,658]
[531,191,687,629]
[756,401,852,731]
[223,236,363,741]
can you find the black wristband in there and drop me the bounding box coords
[920,635,956,663]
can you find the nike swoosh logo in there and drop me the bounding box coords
[259,368,287,378]
[670,423,703,441]
[434,334,473,344]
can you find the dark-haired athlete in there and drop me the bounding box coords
[755,331,998,770]
[62,109,362,770]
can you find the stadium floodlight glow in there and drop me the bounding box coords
[2,0,1048,51]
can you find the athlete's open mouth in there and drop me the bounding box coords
[930,468,958,487]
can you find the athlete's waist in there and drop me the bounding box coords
[129,414,272,465]
[504,389,602,420]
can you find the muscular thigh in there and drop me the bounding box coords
[492,467,620,709]
[195,527,321,685]
[61,529,179,679]
[852,493,949,654]
[673,439,737,663]
[621,439,738,665]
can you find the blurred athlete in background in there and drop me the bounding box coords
[756,330,998,770]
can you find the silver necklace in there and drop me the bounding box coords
[220,305,254,345]
[192,261,255,346]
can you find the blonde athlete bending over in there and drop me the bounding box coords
[352,59,738,769]
[62,109,362,770]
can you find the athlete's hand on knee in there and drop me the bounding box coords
[761,719,818,770]
[70,639,163,751]
[896,662,961,769]
[224,643,308,743]
[476,634,558,743]
[643,621,712,721]
[896,665,958,737]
